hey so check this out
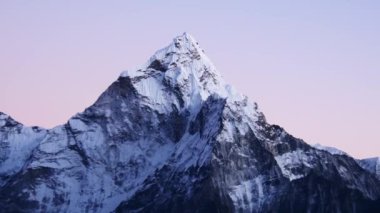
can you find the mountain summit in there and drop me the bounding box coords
[120,32,231,112]
[1,33,380,213]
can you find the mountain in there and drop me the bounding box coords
[358,157,380,181]
[312,143,380,181]
[1,33,380,213]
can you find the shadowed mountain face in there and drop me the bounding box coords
[358,157,380,181]
[1,33,379,213]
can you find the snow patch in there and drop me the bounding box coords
[69,119,86,131]
[275,149,315,181]
[120,69,139,78]
[0,113,9,127]
[314,143,347,156]
[229,176,264,212]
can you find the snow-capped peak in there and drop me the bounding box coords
[119,33,234,112]
[121,32,219,77]
[2,33,380,212]
[143,32,216,72]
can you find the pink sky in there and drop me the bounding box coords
[1,1,379,158]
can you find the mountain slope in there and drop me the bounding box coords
[358,157,380,181]
[0,33,379,213]
[0,113,47,187]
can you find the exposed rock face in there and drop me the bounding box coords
[1,33,379,213]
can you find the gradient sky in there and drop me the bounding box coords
[1,0,379,158]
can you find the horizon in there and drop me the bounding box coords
[1,1,379,159]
